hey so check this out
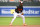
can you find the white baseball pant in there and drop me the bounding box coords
[11,12,25,24]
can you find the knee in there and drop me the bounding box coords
[22,15,25,18]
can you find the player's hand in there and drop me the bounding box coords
[19,11,21,13]
[21,13,24,15]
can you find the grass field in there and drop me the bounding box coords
[0,17,40,26]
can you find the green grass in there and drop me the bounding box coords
[0,17,40,25]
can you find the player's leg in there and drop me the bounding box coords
[18,14,26,25]
[18,15,25,23]
[18,15,27,26]
[10,12,17,25]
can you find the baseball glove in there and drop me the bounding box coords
[21,13,24,15]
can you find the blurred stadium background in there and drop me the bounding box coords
[0,0,40,26]
[0,0,40,6]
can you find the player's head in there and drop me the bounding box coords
[20,1,23,6]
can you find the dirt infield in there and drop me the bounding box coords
[0,25,40,27]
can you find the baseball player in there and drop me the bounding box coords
[10,1,26,26]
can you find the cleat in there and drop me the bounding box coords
[10,23,12,26]
[23,23,27,26]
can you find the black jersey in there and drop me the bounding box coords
[15,5,23,13]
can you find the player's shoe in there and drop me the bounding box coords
[23,23,27,26]
[10,23,12,26]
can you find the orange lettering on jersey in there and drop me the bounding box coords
[18,9,22,11]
